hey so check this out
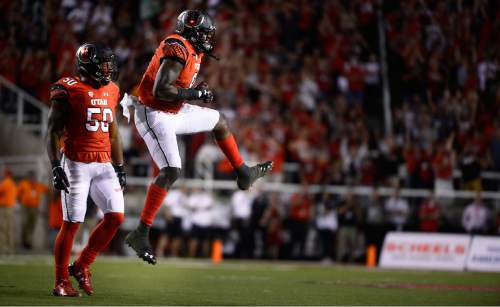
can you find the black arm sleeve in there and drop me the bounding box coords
[177,88,201,100]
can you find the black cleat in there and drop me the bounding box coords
[236,161,273,190]
[125,228,157,265]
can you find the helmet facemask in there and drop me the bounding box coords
[176,10,217,55]
[190,27,216,53]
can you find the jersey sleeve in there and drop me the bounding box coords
[49,83,69,102]
[161,38,189,65]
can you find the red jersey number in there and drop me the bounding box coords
[85,107,113,132]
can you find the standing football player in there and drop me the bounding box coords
[124,10,273,265]
[47,42,126,296]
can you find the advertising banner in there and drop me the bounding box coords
[380,232,470,271]
[466,236,500,272]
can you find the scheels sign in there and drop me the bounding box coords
[384,241,467,255]
[380,232,473,271]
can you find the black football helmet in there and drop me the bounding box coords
[76,42,118,86]
[175,10,216,54]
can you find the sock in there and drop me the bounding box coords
[54,221,80,285]
[140,184,167,226]
[74,213,124,270]
[216,134,244,169]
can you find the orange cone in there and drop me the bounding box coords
[211,239,223,264]
[366,244,377,267]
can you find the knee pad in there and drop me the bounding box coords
[157,167,181,188]
[59,221,80,237]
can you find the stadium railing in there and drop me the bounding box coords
[1,154,499,201]
[0,76,49,137]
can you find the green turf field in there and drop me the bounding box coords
[0,256,499,305]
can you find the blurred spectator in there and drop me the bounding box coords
[67,0,92,40]
[432,137,455,196]
[287,182,313,259]
[187,188,213,258]
[378,136,400,187]
[344,55,366,107]
[336,190,361,262]
[364,188,385,256]
[156,187,188,257]
[249,193,270,259]
[231,189,256,258]
[384,186,409,231]
[418,192,440,232]
[260,193,283,260]
[315,193,337,262]
[417,147,435,189]
[298,69,319,111]
[363,53,380,113]
[340,136,368,184]
[403,141,421,188]
[210,200,231,245]
[459,143,482,191]
[491,124,500,170]
[17,171,49,249]
[462,191,489,234]
[88,0,113,36]
[0,169,17,255]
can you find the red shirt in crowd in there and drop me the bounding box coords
[419,199,440,232]
[289,191,312,222]
[432,150,453,180]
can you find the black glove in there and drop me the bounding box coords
[114,165,126,190]
[195,82,214,103]
[52,165,70,193]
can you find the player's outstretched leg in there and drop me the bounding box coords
[126,167,179,265]
[70,212,124,295]
[213,115,274,190]
[53,221,81,297]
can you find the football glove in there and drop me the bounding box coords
[114,165,126,190]
[52,166,70,193]
[196,82,214,103]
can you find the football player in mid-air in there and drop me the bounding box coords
[47,43,126,296]
[124,10,273,265]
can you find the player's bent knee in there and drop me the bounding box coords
[155,167,181,189]
[104,212,124,228]
[213,113,230,140]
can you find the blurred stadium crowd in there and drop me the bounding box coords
[0,0,499,260]
[2,0,500,186]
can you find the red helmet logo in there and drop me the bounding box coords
[77,46,91,63]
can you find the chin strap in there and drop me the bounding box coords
[206,53,220,61]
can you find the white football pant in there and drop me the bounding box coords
[134,103,220,169]
[61,155,124,223]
